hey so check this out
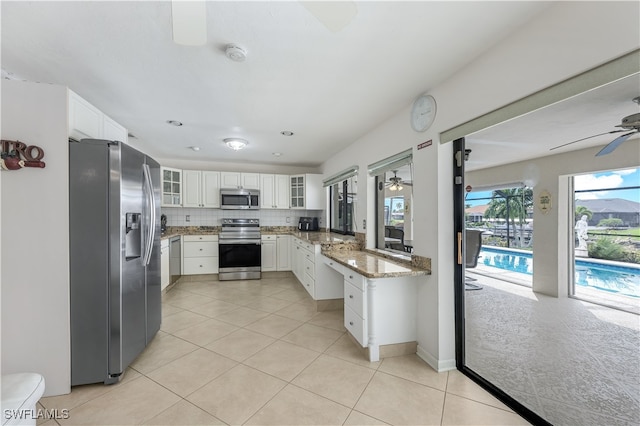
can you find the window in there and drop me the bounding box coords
[324,166,358,235]
[329,177,357,234]
[369,149,413,253]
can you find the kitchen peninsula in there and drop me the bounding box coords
[162,227,430,362]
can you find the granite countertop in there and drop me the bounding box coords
[291,231,357,244]
[322,250,430,279]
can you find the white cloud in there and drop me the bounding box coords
[611,168,637,176]
[574,173,623,192]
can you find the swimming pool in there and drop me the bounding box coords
[479,246,640,298]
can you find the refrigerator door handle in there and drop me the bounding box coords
[142,163,155,266]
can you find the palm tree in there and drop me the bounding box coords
[575,205,593,221]
[484,187,533,247]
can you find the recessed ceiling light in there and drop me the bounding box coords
[272,152,282,157]
[280,130,294,136]
[166,120,183,126]
[225,44,247,62]
[224,138,248,151]
[190,146,200,151]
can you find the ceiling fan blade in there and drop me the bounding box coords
[300,1,357,32]
[172,0,207,46]
[595,131,638,156]
[549,129,626,151]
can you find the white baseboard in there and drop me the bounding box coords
[417,345,456,372]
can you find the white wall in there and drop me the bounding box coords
[466,142,640,297]
[1,80,71,396]
[320,1,640,371]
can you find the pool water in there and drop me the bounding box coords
[479,247,640,298]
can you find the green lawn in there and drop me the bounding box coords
[589,227,640,238]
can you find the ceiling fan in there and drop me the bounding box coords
[550,97,640,156]
[171,1,358,46]
[385,170,412,191]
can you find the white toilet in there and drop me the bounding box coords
[1,373,45,426]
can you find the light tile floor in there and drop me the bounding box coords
[465,271,640,426]
[39,274,529,425]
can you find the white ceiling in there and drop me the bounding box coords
[1,0,553,168]
[465,74,640,172]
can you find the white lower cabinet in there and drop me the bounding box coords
[182,235,219,275]
[276,235,291,271]
[261,235,277,272]
[322,255,421,362]
[291,237,342,300]
[161,239,170,291]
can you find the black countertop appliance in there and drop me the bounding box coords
[298,217,319,231]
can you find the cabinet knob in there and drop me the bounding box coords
[349,275,353,279]
[349,321,354,326]
[349,294,353,299]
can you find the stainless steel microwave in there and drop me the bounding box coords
[220,188,260,210]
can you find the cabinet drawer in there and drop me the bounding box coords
[344,270,365,291]
[261,235,276,241]
[303,273,315,296]
[344,305,366,347]
[304,256,315,276]
[184,241,218,257]
[302,241,314,252]
[344,281,365,318]
[322,256,344,274]
[302,249,314,263]
[183,257,218,274]
[183,235,218,242]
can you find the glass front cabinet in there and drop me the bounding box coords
[161,167,182,207]
[290,175,305,209]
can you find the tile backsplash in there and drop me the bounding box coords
[162,207,325,228]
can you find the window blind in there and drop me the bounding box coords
[322,166,359,187]
[367,148,413,176]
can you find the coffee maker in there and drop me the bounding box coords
[298,217,319,231]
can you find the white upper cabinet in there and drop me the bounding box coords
[68,91,102,140]
[102,114,127,143]
[260,174,290,209]
[161,167,182,207]
[220,172,260,189]
[183,170,220,208]
[220,172,241,188]
[242,173,260,189]
[290,174,324,210]
[275,174,291,208]
[202,171,221,208]
[68,90,127,143]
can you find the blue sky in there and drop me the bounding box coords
[466,167,640,207]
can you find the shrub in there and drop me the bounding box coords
[597,218,624,228]
[588,237,626,262]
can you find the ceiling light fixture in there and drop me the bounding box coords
[280,130,294,136]
[190,146,200,151]
[225,44,247,62]
[272,152,282,157]
[224,138,248,151]
[389,183,403,191]
[166,120,183,126]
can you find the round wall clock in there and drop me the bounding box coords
[410,94,437,132]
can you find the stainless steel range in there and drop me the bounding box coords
[218,218,261,281]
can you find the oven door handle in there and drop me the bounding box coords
[219,239,262,245]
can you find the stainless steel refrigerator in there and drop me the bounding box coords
[69,139,161,385]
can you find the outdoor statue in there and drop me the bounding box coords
[575,215,589,250]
